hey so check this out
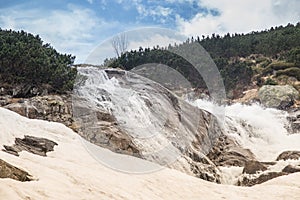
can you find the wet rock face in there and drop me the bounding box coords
[0,159,32,182]
[206,136,256,167]
[257,85,299,110]
[73,68,228,183]
[73,98,141,157]
[276,150,300,161]
[3,135,57,157]
[286,110,300,133]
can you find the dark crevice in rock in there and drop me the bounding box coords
[207,135,256,167]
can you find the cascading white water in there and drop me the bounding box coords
[192,99,300,161]
[76,67,300,162]
[75,66,118,112]
[76,67,168,139]
[74,67,184,165]
[74,67,300,184]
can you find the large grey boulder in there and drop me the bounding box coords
[257,85,299,109]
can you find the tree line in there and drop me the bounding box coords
[107,23,300,97]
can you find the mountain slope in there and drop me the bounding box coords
[0,108,300,199]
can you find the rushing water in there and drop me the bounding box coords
[74,67,300,181]
[192,99,300,161]
[75,67,300,162]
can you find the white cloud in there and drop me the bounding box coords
[87,0,93,4]
[0,4,118,63]
[136,4,172,19]
[176,0,300,36]
[128,33,183,50]
[85,27,186,65]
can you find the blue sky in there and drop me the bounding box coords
[0,0,299,63]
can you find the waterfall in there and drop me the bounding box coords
[192,99,300,161]
[74,67,187,166]
[73,66,300,183]
[75,67,300,163]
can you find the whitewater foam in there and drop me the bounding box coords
[192,99,300,161]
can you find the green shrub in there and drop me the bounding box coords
[264,78,278,85]
[0,29,77,94]
[262,62,296,76]
[275,67,300,80]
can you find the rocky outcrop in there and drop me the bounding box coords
[276,150,300,161]
[242,160,267,174]
[3,135,57,157]
[282,165,300,174]
[286,110,300,133]
[237,151,300,186]
[257,85,299,109]
[0,159,32,181]
[233,89,258,104]
[207,136,256,167]
[72,97,141,157]
[237,172,287,187]
[73,67,230,183]
[2,95,73,127]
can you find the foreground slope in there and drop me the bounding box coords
[0,108,300,200]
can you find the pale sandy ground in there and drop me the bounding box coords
[0,107,300,200]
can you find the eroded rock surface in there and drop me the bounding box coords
[3,135,57,156]
[282,164,300,174]
[207,136,256,167]
[0,159,32,181]
[238,172,287,187]
[3,95,73,127]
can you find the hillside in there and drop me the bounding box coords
[108,23,300,99]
